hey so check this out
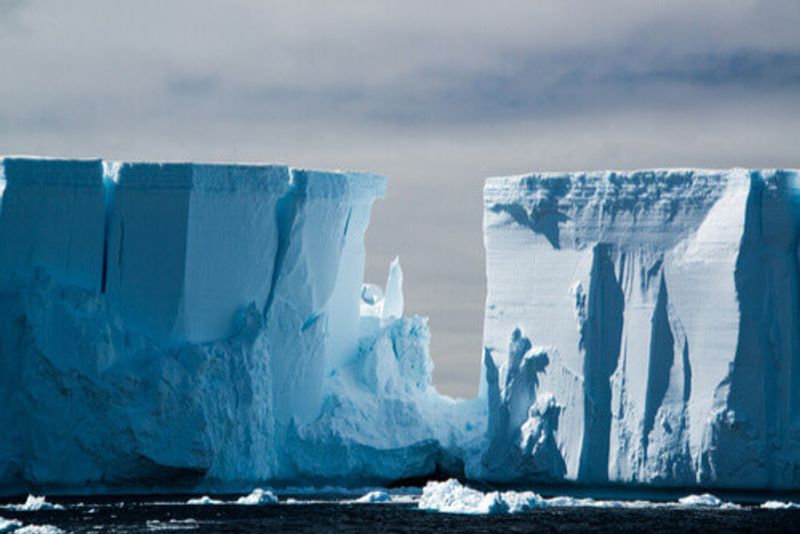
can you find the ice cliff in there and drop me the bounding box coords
[0,157,480,494]
[2,159,799,495]
[480,169,800,489]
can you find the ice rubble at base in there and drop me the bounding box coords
[185,488,278,505]
[2,158,800,495]
[417,479,741,515]
[235,488,278,505]
[11,526,65,534]
[761,500,800,510]
[0,518,22,534]
[0,496,63,512]
[351,490,392,503]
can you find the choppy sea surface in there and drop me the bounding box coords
[2,489,800,533]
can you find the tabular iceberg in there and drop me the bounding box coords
[1,158,799,495]
[0,156,478,494]
[479,169,800,489]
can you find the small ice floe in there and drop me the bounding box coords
[13,526,66,534]
[145,518,199,531]
[761,500,800,510]
[235,488,278,505]
[352,490,392,503]
[185,496,224,505]
[677,493,739,509]
[1,495,64,512]
[419,479,661,515]
[419,479,748,515]
[419,479,541,515]
[542,496,652,509]
[0,517,22,533]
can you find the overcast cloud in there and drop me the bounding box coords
[1,0,799,396]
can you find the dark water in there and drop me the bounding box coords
[3,495,800,534]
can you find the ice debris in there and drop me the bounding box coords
[1,496,63,512]
[235,489,278,505]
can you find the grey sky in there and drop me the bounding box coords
[1,0,799,396]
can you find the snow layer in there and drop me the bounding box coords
[481,169,800,489]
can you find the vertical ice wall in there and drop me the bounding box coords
[105,163,291,344]
[266,170,386,425]
[0,156,390,491]
[0,158,105,291]
[481,169,800,488]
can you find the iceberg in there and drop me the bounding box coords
[1,158,799,495]
[480,169,800,489]
[0,156,478,495]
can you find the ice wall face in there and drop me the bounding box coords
[105,163,291,344]
[265,170,386,424]
[0,158,106,291]
[482,169,800,489]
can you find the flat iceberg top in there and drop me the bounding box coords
[116,162,292,194]
[2,157,104,187]
[484,168,800,249]
[291,169,387,200]
[0,157,388,199]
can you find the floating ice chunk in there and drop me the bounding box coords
[353,490,392,503]
[418,479,540,515]
[418,479,500,514]
[1,495,64,511]
[419,479,750,514]
[235,488,278,505]
[760,501,800,510]
[678,494,724,507]
[13,526,66,534]
[145,519,199,531]
[186,496,224,505]
[0,518,22,533]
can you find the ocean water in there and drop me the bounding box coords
[2,493,800,533]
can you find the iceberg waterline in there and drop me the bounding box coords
[1,158,799,494]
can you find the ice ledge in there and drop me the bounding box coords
[2,157,104,188]
[115,162,292,193]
